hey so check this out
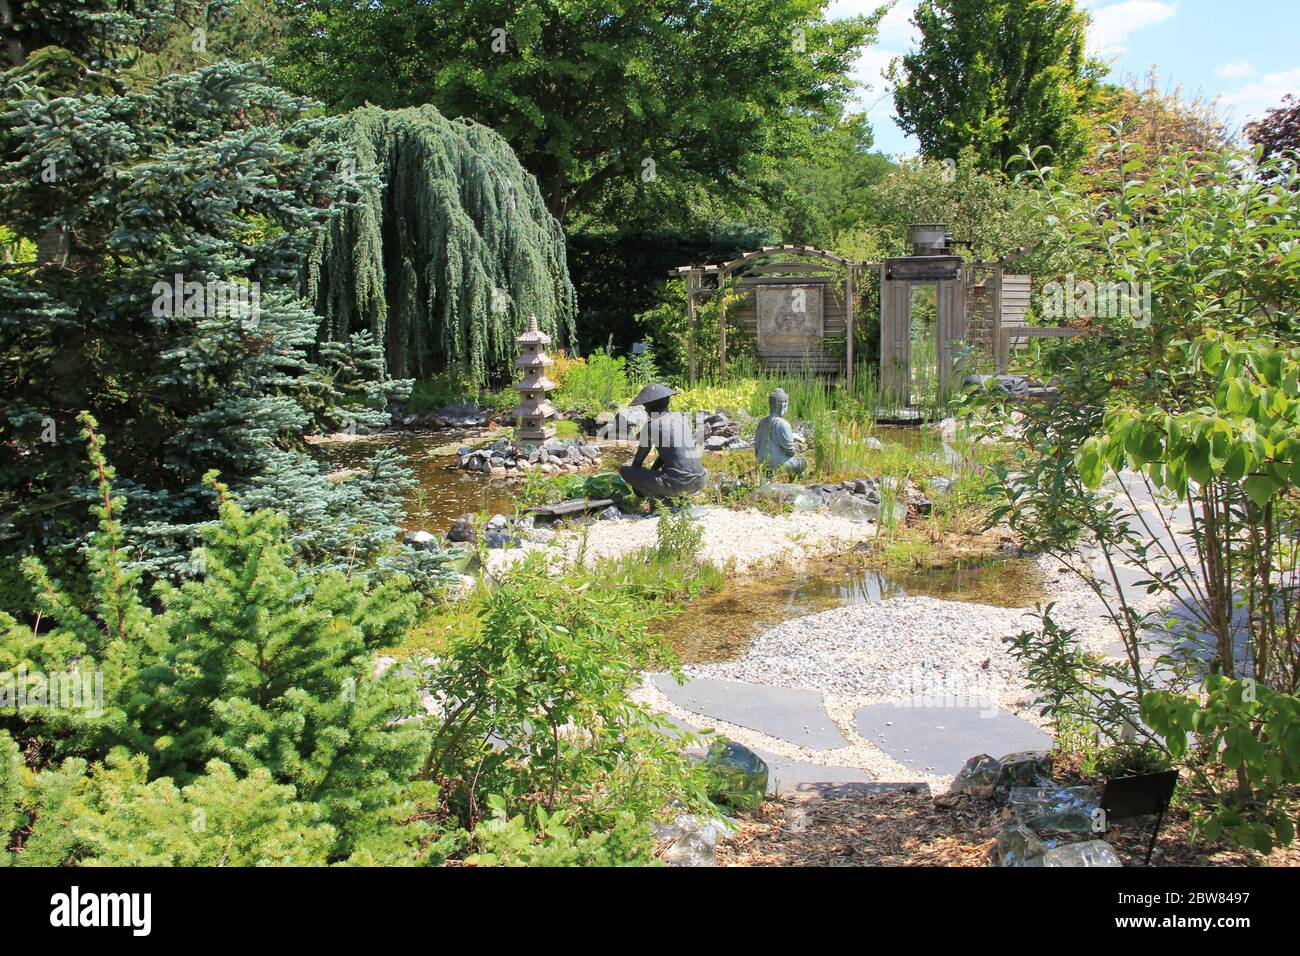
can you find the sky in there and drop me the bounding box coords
[826,0,1300,157]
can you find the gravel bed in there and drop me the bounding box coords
[681,595,1035,702]
[557,506,871,573]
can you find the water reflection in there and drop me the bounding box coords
[318,428,633,532]
[660,556,1041,664]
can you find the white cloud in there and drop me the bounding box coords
[829,0,920,129]
[1214,61,1258,79]
[1218,66,1300,125]
[1086,0,1178,55]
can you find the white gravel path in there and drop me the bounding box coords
[636,551,1133,788]
[555,506,871,573]
[680,595,1034,702]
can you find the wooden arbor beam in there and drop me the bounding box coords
[671,246,863,384]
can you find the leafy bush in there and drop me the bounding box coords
[552,350,629,416]
[655,505,704,565]
[1142,677,1300,852]
[416,552,712,840]
[1087,743,1170,782]
[5,748,338,866]
[517,470,631,508]
[3,424,712,866]
[1,420,441,864]
[626,339,661,389]
[981,142,1300,853]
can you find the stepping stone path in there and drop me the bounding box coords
[650,675,945,795]
[650,675,848,750]
[854,703,1051,776]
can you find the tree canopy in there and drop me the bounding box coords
[278,0,883,222]
[1247,95,1300,168]
[891,0,1100,172]
[0,0,421,585]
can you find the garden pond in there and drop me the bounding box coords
[320,424,1040,664]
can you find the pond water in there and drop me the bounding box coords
[318,428,633,532]
[321,424,1035,666]
[319,422,951,534]
[657,555,1042,664]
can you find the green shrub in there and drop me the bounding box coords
[553,351,629,416]
[1,419,429,864]
[416,552,712,840]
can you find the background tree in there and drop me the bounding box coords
[305,105,577,385]
[1080,72,1232,184]
[1246,94,1300,166]
[278,0,882,223]
[891,0,1101,172]
[762,111,895,246]
[0,1,426,591]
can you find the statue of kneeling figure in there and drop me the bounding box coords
[618,383,708,500]
[754,387,807,475]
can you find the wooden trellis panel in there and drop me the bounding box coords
[996,274,1032,370]
[671,248,863,384]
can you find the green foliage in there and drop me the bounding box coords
[280,0,882,223]
[565,225,774,355]
[0,4,411,579]
[892,0,1101,172]
[304,104,577,386]
[655,506,704,566]
[1077,333,1300,514]
[7,751,338,866]
[855,149,1049,265]
[764,112,895,245]
[416,553,711,838]
[1082,73,1230,182]
[635,280,753,383]
[517,471,632,509]
[626,340,661,391]
[1087,742,1170,781]
[552,351,628,417]
[980,140,1300,854]
[1,425,431,863]
[1142,677,1300,852]
[130,488,426,856]
[404,372,481,414]
[466,803,657,867]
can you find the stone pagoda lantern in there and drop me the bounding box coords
[514,313,557,444]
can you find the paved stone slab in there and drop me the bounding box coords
[751,748,930,797]
[752,747,876,796]
[650,713,926,797]
[854,704,1051,776]
[650,674,848,750]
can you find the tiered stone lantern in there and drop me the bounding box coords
[514,313,556,444]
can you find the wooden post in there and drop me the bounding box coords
[716,275,727,380]
[686,269,699,387]
[845,265,855,388]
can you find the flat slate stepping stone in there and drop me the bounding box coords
[646,706,927,798]
[527,498,615,518]
[650,674,848,750]
[854,703,1051,776]
[751,747,929,797]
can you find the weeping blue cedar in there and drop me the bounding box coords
[305,105,578,385]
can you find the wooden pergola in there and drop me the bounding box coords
[670,245,864,386]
